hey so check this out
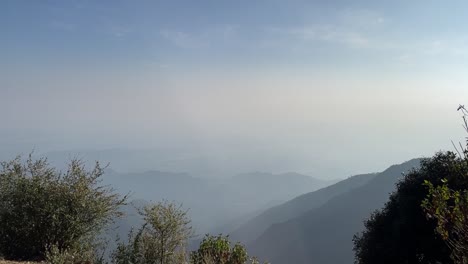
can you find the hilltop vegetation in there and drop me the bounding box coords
[248,159,421,264]
[2,152,465,264]
[1,109,468,264]
[1,154,467,264]
[0,156,126,262]
[0,156,262,264]
[353,153,455,264]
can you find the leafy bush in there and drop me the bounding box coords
[0,155,127,261]
[112,201,193,264]
[353,152,462,264]
[45,243,98,264]
[422,105,468,264]
[190,234,264,264]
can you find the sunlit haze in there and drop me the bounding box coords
[2,1,468,178]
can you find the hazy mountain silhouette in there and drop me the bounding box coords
[230,172,377,243]
[42,148,347,179]
[102,170,332,235]
[249,159,421,264]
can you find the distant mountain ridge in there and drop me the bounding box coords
[246,159,421,264]
[41,148,347,179]
[103,169,332,236]
[230,172,377,243]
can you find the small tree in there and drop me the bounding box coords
[422,105,468,264]
[112,201,193,264]
[0,155,127,261]
[353,153,460,264]
[422,179,468,264]
[190,234,264,264]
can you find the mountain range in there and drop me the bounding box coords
[245,159,421,264]
[103,170,333,236]
[44,149,423,264]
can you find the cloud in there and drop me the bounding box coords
[49,20,76,31]
[219,24,239,40]
[292,26,369,47]
[265,25,370,48]
[423,39,468,56]
[261,9,388,50]
[262,7,467,62]
[338,9,386,29]
[160,30,210,49]
[392,38,468,64]
[109,26,132,38]
[160,25,239,49]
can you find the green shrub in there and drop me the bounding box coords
[422,105,468,264]
[111,201,193,264]
[190,234,264,264]
[45,244,95,264]
[0,155,127,261]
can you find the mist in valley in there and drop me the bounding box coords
[2,1,468,263]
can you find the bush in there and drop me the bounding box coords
[190,234,264,264]
[111,201,193,264]
[0,155,127,261]
[45,244,96,264]
[353,152,466,264]
[422,105,468,264]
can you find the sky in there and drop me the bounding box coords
[2,0,468,178]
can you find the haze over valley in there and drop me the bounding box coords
[2,1,468,264]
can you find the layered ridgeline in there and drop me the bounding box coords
[102,170,333,236]
[229,172,377,244]
[238,159,421,264]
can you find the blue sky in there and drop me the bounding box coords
[2,1,468,177]
[4,0,468,69]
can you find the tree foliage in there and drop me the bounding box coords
[353,152,464,264]
[422,106,468,264]
[190,234,264,264]
[0,155,127,261]
[112,201,193,264]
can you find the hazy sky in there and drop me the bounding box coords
[2,1,468,177]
